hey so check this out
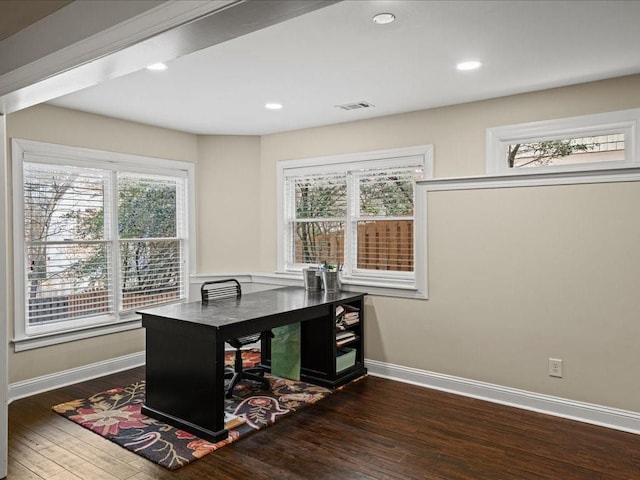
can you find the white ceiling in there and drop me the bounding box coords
[48,0,640,136]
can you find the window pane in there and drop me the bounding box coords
[17,140,192,342]
[24,164,105,241]
[120,239,182,311]
[359,168,416,217]
[118,174,177,238]
[294,174,346,219]
[27,242,112,325]
[509,134,625,168]
[293,221,344,266]
[357,220,413,271]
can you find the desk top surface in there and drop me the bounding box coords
[138,286,365,328]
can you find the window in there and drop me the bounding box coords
[277,145,432,298]
[12,139,194,349]
[486,109,640,175]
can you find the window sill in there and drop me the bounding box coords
[14,270,427,354]
[12,318,142,352]
[266,271,427,299]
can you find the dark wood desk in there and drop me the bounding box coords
[139,287,366,442]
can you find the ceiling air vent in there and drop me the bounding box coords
[335,101,375,111]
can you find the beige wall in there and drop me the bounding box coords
[6,104,198,383]
[260,74,640,411]
[7,104,197,162]
[426,184,640,407]
[196,135,261,272]
[6,76,640,414]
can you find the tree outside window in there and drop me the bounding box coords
[24,164,184,327]
[508,134,625,168]
[288,164,421,274]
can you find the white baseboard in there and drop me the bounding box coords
[365,359,640,435]
[9,351,640,436]
[7,351,145,403]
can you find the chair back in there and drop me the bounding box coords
[201,279,242,303]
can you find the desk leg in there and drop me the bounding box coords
[142,317,228,442]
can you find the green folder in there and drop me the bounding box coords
[270,323,301,380]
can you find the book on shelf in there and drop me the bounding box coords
[343,312,359,324]
[336,319,359,330]
[335,304,359,319]
[336,331,355,340]
[336,303,360,329]
[335,330,356,347]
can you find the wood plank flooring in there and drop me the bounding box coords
[8,367,640,479]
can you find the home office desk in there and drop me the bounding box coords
[138,286,366,442]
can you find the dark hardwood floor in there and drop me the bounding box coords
[8,367,640,479]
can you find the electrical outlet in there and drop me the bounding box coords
[549,358,563,378]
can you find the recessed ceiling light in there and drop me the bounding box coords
[372,13,395,25]
[146,62,168,71]
[456,61,482,71]
[265,102,283,110]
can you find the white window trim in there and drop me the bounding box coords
[417,167,640,192]
[486,109,640,175]
[12,138,196,351]
[276,145,433,299]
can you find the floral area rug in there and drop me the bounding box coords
[52,350,332,470]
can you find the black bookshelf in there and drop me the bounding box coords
[262,291,367,389]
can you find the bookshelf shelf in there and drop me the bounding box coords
[328,296,365,385]
[261,291,367,389]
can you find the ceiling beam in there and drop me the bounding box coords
[0,0,339,114]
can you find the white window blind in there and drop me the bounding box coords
[118,173,184,311]
[352,166,417,273]
[24,163,115,325]
[282,150,427,289]
[289,171,346,266]
[14,139,192,344]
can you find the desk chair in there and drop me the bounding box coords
[201,279,272,398]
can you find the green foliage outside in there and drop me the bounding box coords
[72,177,179,294]
[294,171,414,267]
[508,140,595,168]
[26,172,180,322]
